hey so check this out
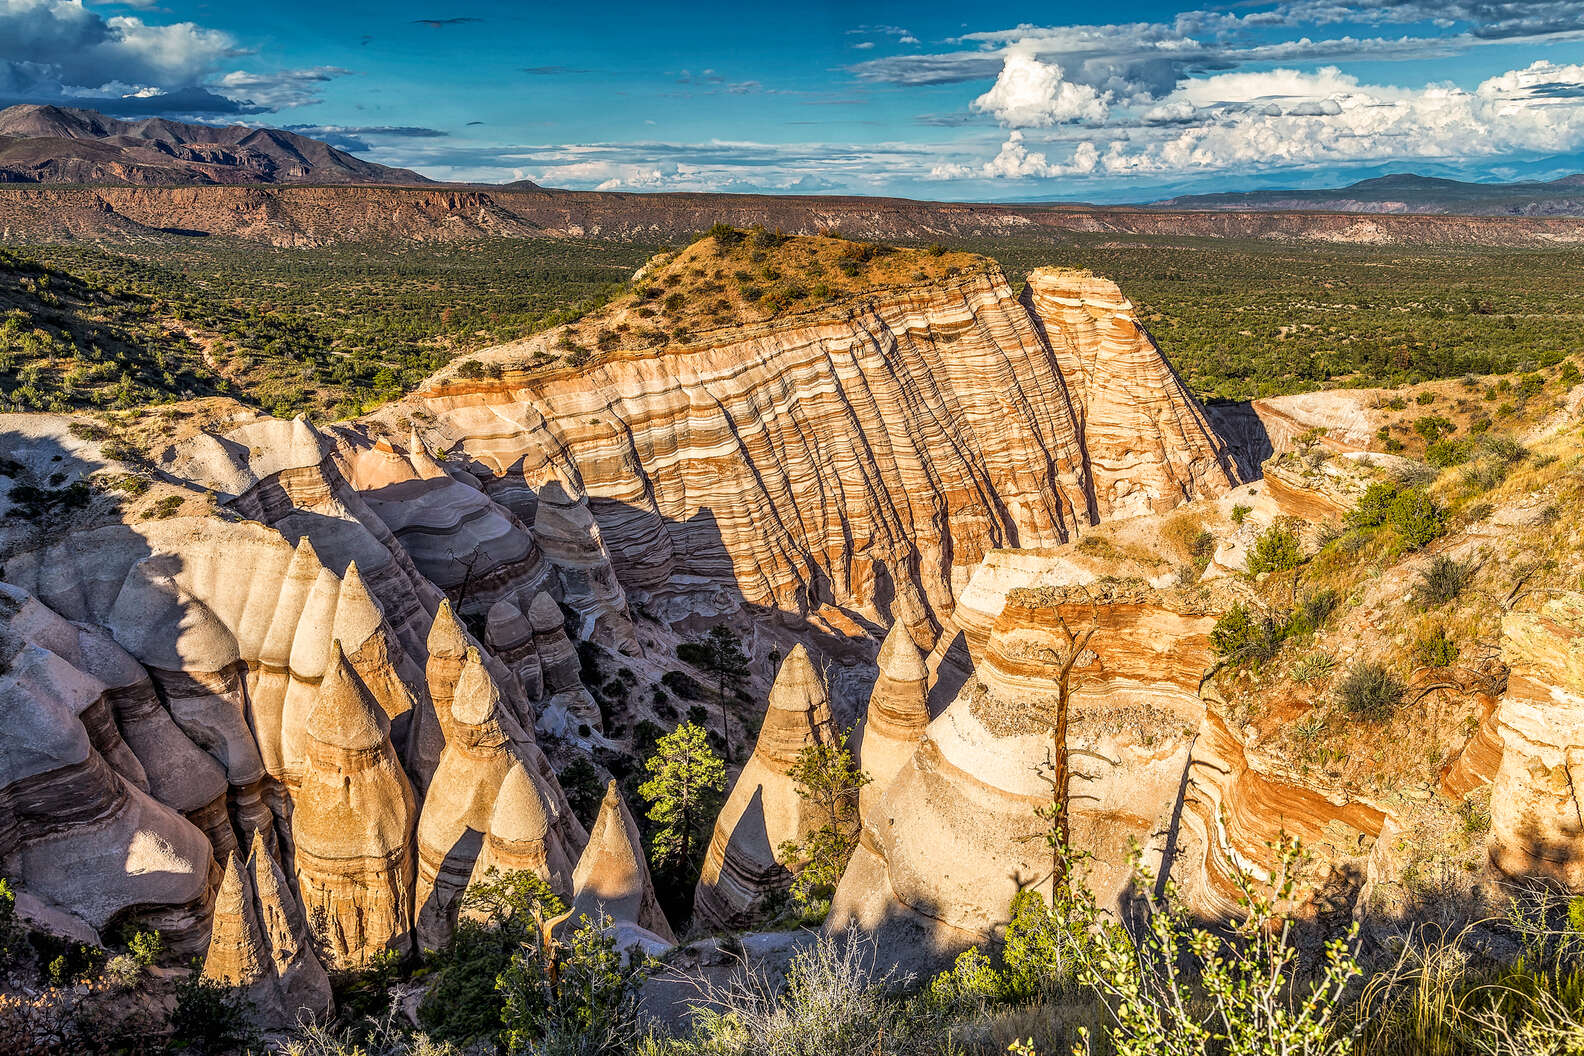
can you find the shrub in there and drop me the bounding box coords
[999,888,1087,1001]
[1561,359,1581,386]
[420,870,563,1045]
[705,222,744,247]
[675,641,713,668]
[1336,662,1405,721]
[661,669,704,700]
[0,878,21,966]
[663,292,686,313]
[1348,481,1400,529]
[1246,521,1303,576]
[1231,503,1252,525]
[1416,391,1438,405]
[1416,628,1459,669]
[1416,556,1473,605]
[1413,415,1454,442]
[497,913,644,1056]
[169,972,254,1055]
[1386,488,1446,550]
[455,359,484,380]
[1210,604,1286,669]
[778,739,869,916]
[683,926,940,1056]
[1286,590,1339,639]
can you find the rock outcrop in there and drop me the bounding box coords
[829,575,1216,969]
[857,622,931,824]
[568,781,675,946]
[1021,270,1236,520]
[1490,592,1584,890]
[201,841,332,1027]
[292,645,417,965]
[402,246,1236,632]
[693,645,834,930]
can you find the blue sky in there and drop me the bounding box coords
[4,0,1584,200]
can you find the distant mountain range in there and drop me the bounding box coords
[0,105,430,186]
[1150,173,1584,216]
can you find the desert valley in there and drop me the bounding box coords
[1,20,1583,1053]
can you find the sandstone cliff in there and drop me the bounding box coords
[387,236,1236,635]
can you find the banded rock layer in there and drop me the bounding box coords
[404,265,1236,630]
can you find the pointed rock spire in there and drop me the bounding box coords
[305,642,387,751]
[451,647,503,732]
[294,644,416,965]
[858,622,931,824]
[469,760,574,898]
[203,852,269,993]
[414,646,514,950]
[423,598,471,749]
[570,781,675,943]
[756,643,834,765]
[246,832,333,1021]
[694,646,836,931]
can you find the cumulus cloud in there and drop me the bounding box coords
[929,132,1099,179]
[971,50,1109,125]
[0,0,349,113]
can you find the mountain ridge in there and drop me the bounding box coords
[0,104,431,186]
[1150,170,1584,216]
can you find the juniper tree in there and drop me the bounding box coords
[777,735,869,913]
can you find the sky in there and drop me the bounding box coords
[3,0,1584,201]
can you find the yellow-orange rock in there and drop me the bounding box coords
[694,645,834,930]
[291,643,417,965]
[1490,592,1584,890]
[568,781,674,944]
[857,621,930,824]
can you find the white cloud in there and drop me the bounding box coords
[971,49,1109,126]
[929,132,1098,179]
[213,66,348,109]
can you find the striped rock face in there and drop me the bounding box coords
[406,263,1236,632]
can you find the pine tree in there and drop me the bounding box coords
[702,623,750,763]
[637,722,725,901]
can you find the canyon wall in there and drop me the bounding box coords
[401,264,1235,633]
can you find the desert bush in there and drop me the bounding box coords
[419,871,564,1045]
[1387,489,1446,550]
[661,670,704,700]
[1231,503,1252,525]
[1415,628,1459,668]
[1247,520,1304,576]
[168,972,254,1054]
[497,912,645,1056]
[1335,663,1405,721]
[286,1001,459,1055]
[677,925,942,1056]
[1211,604,1287,669]
[1416,556,1474,605]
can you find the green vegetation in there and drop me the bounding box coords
[418,869,563,1045]
[1335,662,1407,721]
[1416,556,1474,605]
[0,239,654,419]
[776,737,869,919]
[637,722,726,920]
[1246,519,1304,576]
[969,235,1584,401]
[168,971,255,1054]
[1346,482,1447,551]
